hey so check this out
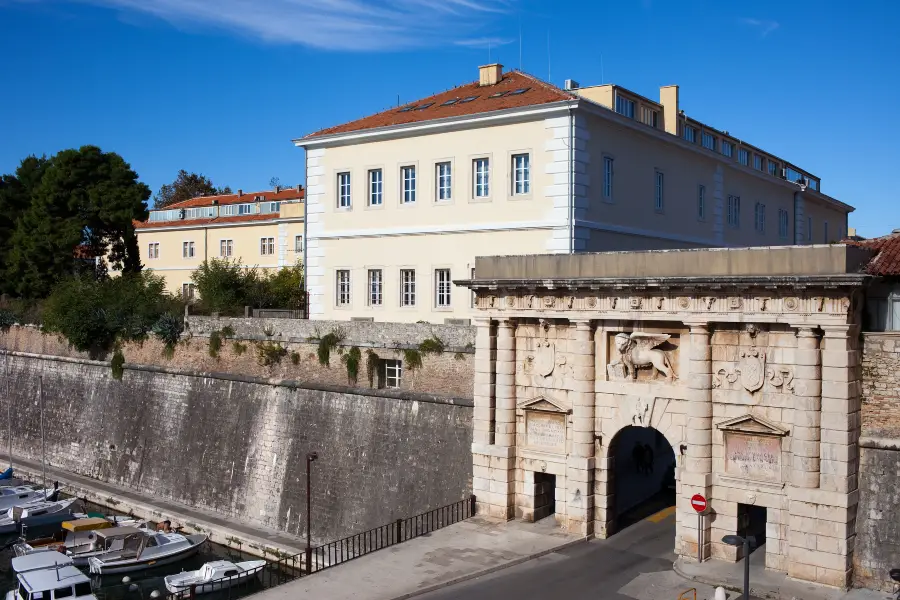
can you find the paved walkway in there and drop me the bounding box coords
[675,555,885,600]
[252,516,585,600]
[7,454,308,558]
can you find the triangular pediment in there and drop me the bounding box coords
[516,395,572,414]
[716,413,788,436]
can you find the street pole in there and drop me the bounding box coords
[5,359,11,471]
[697,511,702,564]
[39,375,46,489]
[742,537,750,600]
[305,451,318,575]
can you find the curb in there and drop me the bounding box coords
[673,559,794,600]
[387,536,590,600]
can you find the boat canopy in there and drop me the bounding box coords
[94,526,143,539]
[19,565,91,592]
[63,517,111,532]
[12,552,74,574]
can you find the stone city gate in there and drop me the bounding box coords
[459,246,871,588]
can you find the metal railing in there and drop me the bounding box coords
[165,495,476,600]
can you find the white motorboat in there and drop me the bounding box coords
[0,485,57,511]
[12,516,147,563]
[11,551,74,574]
[5,564,96,600]
[0,498,85,534]
[164,560,266,595]
[88,531,208,575]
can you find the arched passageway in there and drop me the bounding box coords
[607,426,677,530]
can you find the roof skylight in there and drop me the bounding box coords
[508,88,530,96]
[488,91,507,98]
[460,96,478,103]
[441,99,458,106]
[415,102,434,110]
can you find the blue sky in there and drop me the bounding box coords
[1,0,897,236]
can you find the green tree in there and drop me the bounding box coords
[191,258,248,315]
[153,169,231,209]
[5,146,150,298]
[0,156,50,294]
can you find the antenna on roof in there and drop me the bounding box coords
[601,54,604,84]
[547,30,551,83]
[488,40,491,63]
[397,94,400,107]
[519,18,522,71]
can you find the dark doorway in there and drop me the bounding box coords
[737,503,767,559]
[610,426,677,530]
[533,473,556,522]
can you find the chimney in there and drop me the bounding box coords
[237,189,243,197]
[478,63,503,86]
[659,85,679,135]
[274,185,281,193]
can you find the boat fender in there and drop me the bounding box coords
[56,545,66,554]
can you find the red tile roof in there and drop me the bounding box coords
[302,70,574,139]
[167,187,304,209]
[847,231,900,276]
[134,213,280,230]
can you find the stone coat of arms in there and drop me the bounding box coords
[739,348,766,392]
[533,340,556,377]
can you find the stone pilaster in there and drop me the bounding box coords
[792,326,821,489]
[682,322,713,562]
[472,318,495,446]
[819,325,860,494]
[494,319,517,448]
[567,319,595,536]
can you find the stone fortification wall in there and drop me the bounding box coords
[0,351,472,544]
[854,332,900,590]
[0,318,475,398]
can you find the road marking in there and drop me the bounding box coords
[646,506,676,523]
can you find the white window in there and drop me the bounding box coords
[401,166,416,203]
[336,270,351,306]
[473,158,490,198]
[722,141,734,158]
[727,195,741,228]
[615,95,635,118]
[182,283,195,300]
[701,132,716,151]
[512,154,530,195]
[603,156,614,201]
[435,269,451,308]
[683,126,697,143]
[436,162,452,201]
[778,209,789,239]
[220,239,233,257]
[754,155,764,171]
[382,359,402,389]
[698,185,706,220]
[768,160,778,176]
[182,241,195,258]
[294,235,303,253]
[368,169,383,206]
[400,269,416,306]
[368,269,383,306]
[640,106,658,127]
[337,172,351,208]
[260,237,275,255]
[654,171,664,211]
[148,243,159,260]
[754,202,766,233]
[738,148,750,166]
[808,217,813,242]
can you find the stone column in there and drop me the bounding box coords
[472,317,495,446]
[567,319,595,536]
[792,326,821,489]
[494,319,517,448]
[819,325,860,494]
[682,322,713,562]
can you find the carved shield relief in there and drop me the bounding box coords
[534,341,556,377]
[739,349,766,392]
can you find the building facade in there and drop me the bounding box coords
[460,245,871,589]
[134,186,305,297]
[295,64,854,323]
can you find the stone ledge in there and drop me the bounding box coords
[859,436,900,451]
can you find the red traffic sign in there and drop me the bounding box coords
[691,494,707,513]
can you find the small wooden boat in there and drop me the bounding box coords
[4,564,97,600]
[11,551,74,574]
[0,498,85,534]
[164,560,266,595]
[87,531,208,574]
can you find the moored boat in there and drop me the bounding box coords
[4,564,96,600]
[164,560,266,595]
[0,498,85,535]
[12,516,146,561]
[11,551,74,574]
[87,531,208,575]
[0,485,57,511]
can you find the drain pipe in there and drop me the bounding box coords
[568,103,575,254]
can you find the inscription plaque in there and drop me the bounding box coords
[724,433,781,482]
[526,412,566,450]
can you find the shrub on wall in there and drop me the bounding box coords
[0,310,15,332]
[314,328,346,366]
[366,349,379,387]
[257,342,287,367]
[342,346,361,384]
[110,347,125,380]
[151,313,183,359]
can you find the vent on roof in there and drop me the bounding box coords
[488,91,507,98]
[441,99,458,106]
[460,96,478,103]
[507,87,530,96]
[415,102,434,110]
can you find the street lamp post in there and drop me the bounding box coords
[722,534,755,600]
[305,451,318,575]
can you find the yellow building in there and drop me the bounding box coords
[294,64,853,324]
[135,186,305,298]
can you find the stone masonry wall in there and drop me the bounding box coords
[0,351,473,544]
[854,332,900,590]
[0,319,475,399]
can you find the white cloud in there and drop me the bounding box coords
[71,0,515,51]
[454,36,514,48]
[741,17,780,38]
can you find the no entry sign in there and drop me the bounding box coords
[691,494,708,513]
